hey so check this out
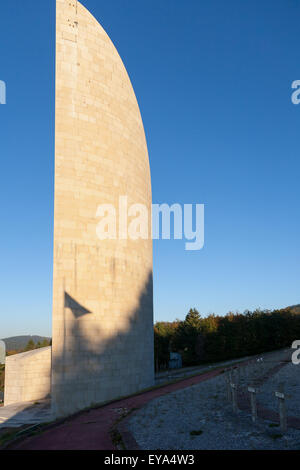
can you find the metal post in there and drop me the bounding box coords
[275,383,287,433]
[231,381,238,413]
[244,364,249,384]
[225,371,232,401]
[248,386,257,423]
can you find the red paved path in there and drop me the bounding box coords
[10,369,223,450]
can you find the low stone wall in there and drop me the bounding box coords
[4,347,51,405]
[0,340,5,364]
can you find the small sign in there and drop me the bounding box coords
[275,391,285,399]
[248,387,256,393]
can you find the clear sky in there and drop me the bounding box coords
[0,0,299,338]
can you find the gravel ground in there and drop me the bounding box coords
[258,362,300,417]
[128,350,300,450]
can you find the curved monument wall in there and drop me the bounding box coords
[52,0,154,416]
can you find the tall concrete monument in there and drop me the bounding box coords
[4,0,154,416]
[52,0,154,416]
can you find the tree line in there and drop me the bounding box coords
[24,338,51,351]
[6,338,52,356]
[154,307,300,370]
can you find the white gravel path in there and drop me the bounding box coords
[258,362,300,417]
[128,351,300,450]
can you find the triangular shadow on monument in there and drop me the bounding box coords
[64,292,92,318]
[52,270,154,420]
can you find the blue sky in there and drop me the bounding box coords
[0,0,299,338]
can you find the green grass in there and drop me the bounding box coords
[0,421,56,449]
[0,430,19,447]
[110,428,125,448]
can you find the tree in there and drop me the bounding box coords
[173,309,203,365]
[154,321,180,371]
[185,308,202,328]
[25,339,35,351]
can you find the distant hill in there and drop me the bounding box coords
[286,305,300,314]
[1,336,51,351]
